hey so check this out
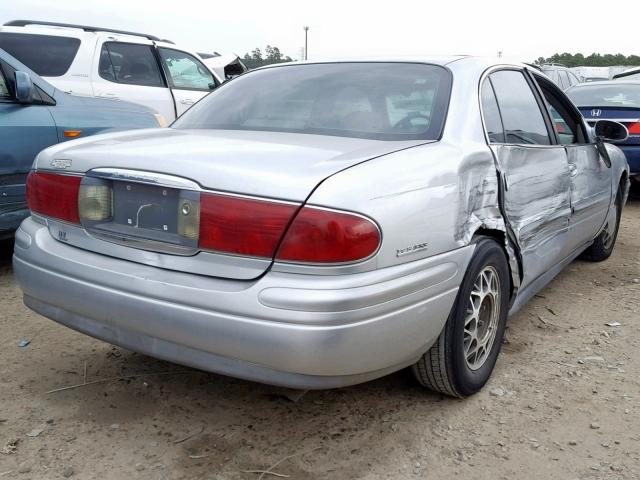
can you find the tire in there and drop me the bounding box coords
[580,184,622,262]
[412,238,510,397]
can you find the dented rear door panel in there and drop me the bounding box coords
[565,144,611,249]
[492,145,572,290]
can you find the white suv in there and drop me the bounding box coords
[0,20,223,122]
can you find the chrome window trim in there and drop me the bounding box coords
[478,65,580,148]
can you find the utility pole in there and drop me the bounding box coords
[303,26,309,60]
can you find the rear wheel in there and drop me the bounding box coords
[580,185,622,262]
[412,238,510,397]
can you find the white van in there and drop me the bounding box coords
[0,20,223,122]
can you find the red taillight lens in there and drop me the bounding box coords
[276,207,380,263]
[199,193,298,258]
[625,122,640,135]
[26,171,82,224]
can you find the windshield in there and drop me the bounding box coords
[173,62,452,141]
[567,84,640,108]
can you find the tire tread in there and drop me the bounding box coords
[412,327,461,398]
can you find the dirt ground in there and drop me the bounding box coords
[1,193,639,480]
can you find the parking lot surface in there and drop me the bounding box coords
[0,195,638,480]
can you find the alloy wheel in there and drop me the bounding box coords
[463,265,501,370]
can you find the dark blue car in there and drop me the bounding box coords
[567,81,640,182]
[0,48,161,239]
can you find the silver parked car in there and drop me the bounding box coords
[14,57,630,397]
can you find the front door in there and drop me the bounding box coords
[481,69,572,290]
[157,47,216,118]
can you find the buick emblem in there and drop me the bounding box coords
[591,109,602,117]
[51,158,72,169]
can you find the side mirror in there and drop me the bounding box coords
[594,120,628,143]
[15,71,34,104]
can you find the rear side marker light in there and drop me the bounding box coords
[26,171,82,224]
[276,207,381,264]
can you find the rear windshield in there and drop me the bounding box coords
[174,62,452,141]
[0,32,80,77]
[567,84,640,108]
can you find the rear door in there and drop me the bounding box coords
[532,73,611,252]
[91,39,175,121]
[0,61,58,230]
[481,69,572,290]
[157,47,216,117]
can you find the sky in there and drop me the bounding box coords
[2,0,640,62]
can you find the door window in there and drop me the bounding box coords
[490,70,551,145]
[99,42,164,87]
[535,75,588,145]
[0,32,80,77]
[158,48,216,91]
[480,80,505,143]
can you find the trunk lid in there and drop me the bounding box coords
[36,128,428,279]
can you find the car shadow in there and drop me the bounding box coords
[0,237,14,269]
[37,342,449,478]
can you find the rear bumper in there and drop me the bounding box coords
[619,144,640,175]
[13,217,473,389]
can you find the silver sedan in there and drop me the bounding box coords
[14,57,630,397]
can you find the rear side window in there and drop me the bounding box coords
[480,80,505,143]
[99,42,164,87]
[0,32,80,77]
[490,70,551,145]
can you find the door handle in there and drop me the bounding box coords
[180,99,195,105]
[568,163,578,177]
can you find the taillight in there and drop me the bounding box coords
[625,122,640,135]
[199,193,298,258]
[26,171,82,224]
[276,207,380,263]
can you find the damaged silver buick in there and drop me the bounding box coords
[13,57,630,397]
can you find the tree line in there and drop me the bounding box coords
[535,53,640,67]
[240,48,640,69]
[242,46,293,69]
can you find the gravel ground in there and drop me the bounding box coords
[0,192,639,480]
